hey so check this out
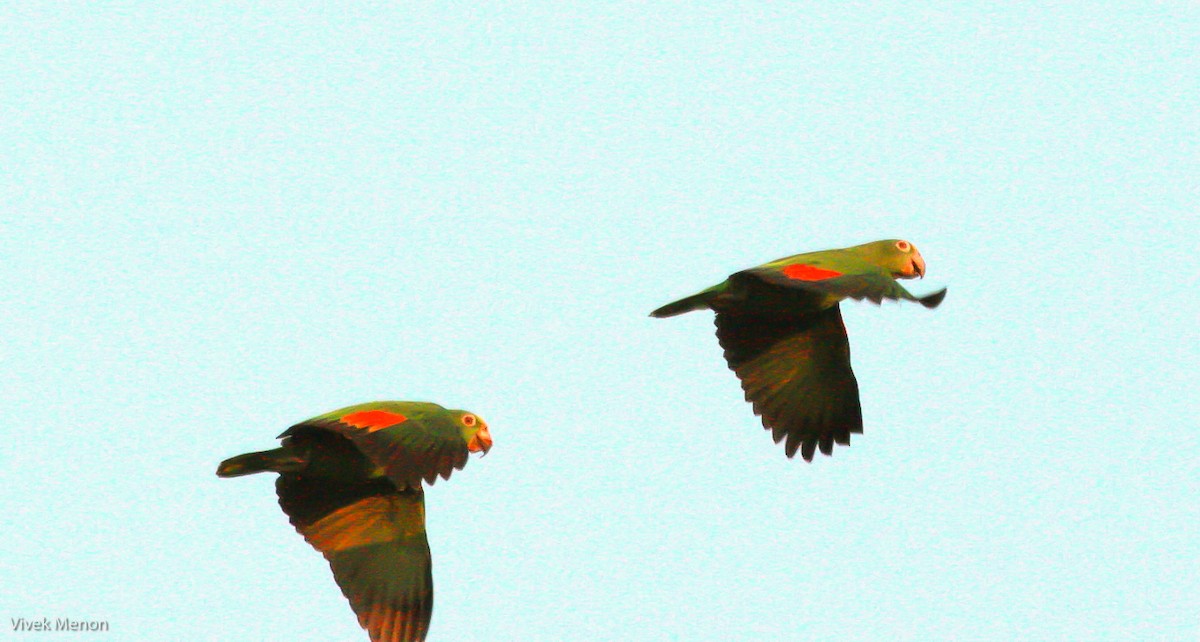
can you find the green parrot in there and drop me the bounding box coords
[651,239,946,461]
[217,401,493,642]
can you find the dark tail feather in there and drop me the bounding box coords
[650,291,714,318]
[216,447,306,478]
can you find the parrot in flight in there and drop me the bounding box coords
[217,401,493,642]
[651,239,946,461]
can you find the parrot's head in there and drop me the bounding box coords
[455,411,493,455]
[856,239,927,280]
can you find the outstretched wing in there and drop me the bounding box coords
[277,475,433,642]
[739,264,946,307]
[282,402,470,490]
[715,306,863,461]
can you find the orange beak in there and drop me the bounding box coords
[900,251,926,279]
[468,423,493,455]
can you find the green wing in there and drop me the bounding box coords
[737,265,946,307]
[277,475,432,642]
[715,306,863,461]
[281,402,470,490]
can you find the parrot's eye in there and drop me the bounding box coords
[461,414,477,427]
[895,240,911,252]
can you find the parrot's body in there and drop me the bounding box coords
[652,239,946,461]
[217,401,492,642]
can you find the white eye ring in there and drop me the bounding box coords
[461,414,477,427]
[895,240,911,252]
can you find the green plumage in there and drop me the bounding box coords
[217,401,492,642]
[652,239,946,461]
[283,401,486,490]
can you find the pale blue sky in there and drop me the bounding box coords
[3,3,1197,641]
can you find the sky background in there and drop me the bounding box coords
[3,3,1197,641]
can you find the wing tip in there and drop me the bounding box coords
[919,287,948,308]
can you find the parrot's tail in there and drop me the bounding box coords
[216,447,306,478]
[650,291,713,318]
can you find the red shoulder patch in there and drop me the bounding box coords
[782,264,843,281]
[340,409,407,433]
